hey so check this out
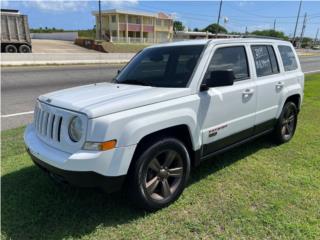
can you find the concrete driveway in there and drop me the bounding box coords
[31,39,96,53]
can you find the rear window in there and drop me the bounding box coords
[251,45,279,77]
[278,45,298,71]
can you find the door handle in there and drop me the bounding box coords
[242,89,254,98]
[276,81,284,89]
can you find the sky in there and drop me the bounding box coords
[1,0,320,38]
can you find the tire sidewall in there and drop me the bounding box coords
[5,45,17,53]
[133,138,190,210]
[19,45,31,53]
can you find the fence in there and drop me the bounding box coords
[110,36,171,44]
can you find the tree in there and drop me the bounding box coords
[173,21,185,31]
[193,28,199,32]
[203,23,227,34]
[251,29,288,40]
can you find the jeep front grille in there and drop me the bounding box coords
[34,106,63,142]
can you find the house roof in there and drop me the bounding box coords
[92,9,172,19]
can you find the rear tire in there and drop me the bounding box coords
[19,44,31,53]
[273,102,298,144]
[128,138,190,211]
[5,44,18,53]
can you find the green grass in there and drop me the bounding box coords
[1,74,320,240]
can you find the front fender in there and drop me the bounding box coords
[86,95,201,150]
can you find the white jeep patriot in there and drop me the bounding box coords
[24,38,304,210]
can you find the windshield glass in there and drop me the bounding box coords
[115,45,205,88]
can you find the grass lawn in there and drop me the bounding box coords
[1,74,320,240]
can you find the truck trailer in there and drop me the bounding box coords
[1,9,32,53]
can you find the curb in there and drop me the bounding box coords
[1,59,131,67]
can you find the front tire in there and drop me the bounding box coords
[273,101,298,144]
[128,138,190,211]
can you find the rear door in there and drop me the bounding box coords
[200,44,257,156]
[250,44,284,132]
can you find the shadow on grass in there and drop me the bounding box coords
[1,137,274,240]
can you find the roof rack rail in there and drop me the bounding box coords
[239,34,286,41]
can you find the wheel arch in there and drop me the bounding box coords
[128,124,199,175]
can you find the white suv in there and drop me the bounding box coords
[24,38,304,210]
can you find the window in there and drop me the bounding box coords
[111,15,116,23]
[205,46,249,82]
[267,46,279,74]
[278,45,298,71]
[251,45,279,77]
[116,45,205,88]
[156,19,162,26]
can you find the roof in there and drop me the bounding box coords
[147,38,291,49]
[0,9,20,14]
[92,9,172,19]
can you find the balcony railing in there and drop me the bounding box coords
[110,36,171,44]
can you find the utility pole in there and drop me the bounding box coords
[98,0,102,40]
[273,19,276,31]
[216,0,223,37]
[314,28,319,45]
[245,26,248,35]
[298,13,307,48]
[292,0,302,45]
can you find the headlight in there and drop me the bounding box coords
[68,116,83,142]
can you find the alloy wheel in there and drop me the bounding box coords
[281,105,296,140]
[144,150,184,201]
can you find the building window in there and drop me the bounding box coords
[111,15,116,23]
[156,19,162,26]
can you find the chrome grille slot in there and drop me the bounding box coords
[35,105,63,142]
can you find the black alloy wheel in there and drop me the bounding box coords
[274,102,298,144]
[128,138,190,211]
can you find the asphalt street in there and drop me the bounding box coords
[1,55,320,130]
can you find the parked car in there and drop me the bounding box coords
[24,38,304,210]
[1,9,32,53]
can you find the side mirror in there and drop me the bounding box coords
[202,70,235,90]
[117,69,121,74]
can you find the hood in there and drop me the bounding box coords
[39,83,191,118]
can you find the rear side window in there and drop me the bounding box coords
[251,45,279,77]
[278,45,298,71]
[205,46,249,81]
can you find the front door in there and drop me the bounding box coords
[200,44,257,156]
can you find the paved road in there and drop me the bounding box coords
[1,56,320,130]
[1,64,121,130]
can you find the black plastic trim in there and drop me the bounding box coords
[27,149,126,193]
[199,119,276,161]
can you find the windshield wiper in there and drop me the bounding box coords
[116,79,151,86]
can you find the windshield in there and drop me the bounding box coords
[115,45,205,88]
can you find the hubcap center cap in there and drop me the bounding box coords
[158,169,169,179]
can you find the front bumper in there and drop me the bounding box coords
[27,148,125,192]
[24,124,137,192]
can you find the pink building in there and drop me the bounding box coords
[92,9,173,44]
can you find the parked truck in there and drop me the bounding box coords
[1,9,32,53]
